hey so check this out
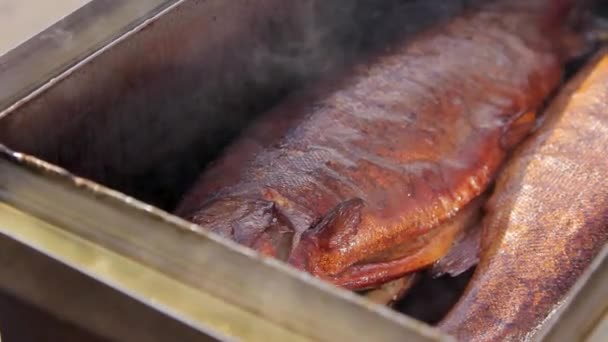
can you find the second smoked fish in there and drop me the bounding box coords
[438,47,608,342]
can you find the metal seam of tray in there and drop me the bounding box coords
[0,0,178,112]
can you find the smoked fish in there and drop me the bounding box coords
[175,0,582,290]
[438,48,608,341]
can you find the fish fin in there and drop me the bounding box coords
[314,198,365,251]
[431,221,481,278]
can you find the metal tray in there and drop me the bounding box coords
[0,0,606,341]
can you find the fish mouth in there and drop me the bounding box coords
[183,196,296,260]
[253,209,296,261]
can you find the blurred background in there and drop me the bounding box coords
[0,0,90,55]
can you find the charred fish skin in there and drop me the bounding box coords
[438,49,608,342]
[175,0,580,290]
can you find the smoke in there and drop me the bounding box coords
[249,0,478,86]
[0,0,480,211]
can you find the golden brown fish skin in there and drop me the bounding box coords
[176,0,580,290]
[438,48,608,342]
